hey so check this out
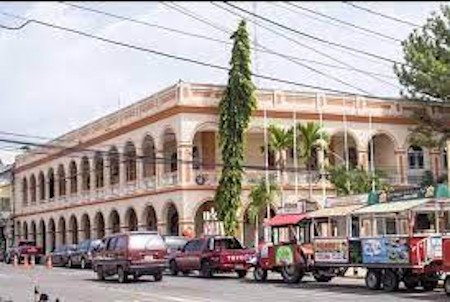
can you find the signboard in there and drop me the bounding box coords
[427,236,442,259]
[325,194,368,207]
[275,245,295,266]
[314,239,349,263]
[385,186,434,202]
[362,237,409,264]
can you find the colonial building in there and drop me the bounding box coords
[12,82,449,252]
[0,162,13,253]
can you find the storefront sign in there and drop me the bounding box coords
[386,186,434,202]
[314,239,349,263]
[362,237,409,264]
[275,245,295,266]
[325,194,368,207]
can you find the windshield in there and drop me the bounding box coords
[18,241,35,246]
[164,237,188,250]
[129,234,166,250]
[214,238,243,250]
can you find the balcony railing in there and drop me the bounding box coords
[193,169,219,185]
[143,176,156,190]
[161,171,178,186]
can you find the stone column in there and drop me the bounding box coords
[358,149,369,171]
[157,221,166,235]
[155,150,164,187]
[120,153,127,188]
[136,156,143,189]
[104,155,110,188]
[395,149,407,185]
[178,143,193,185]
[429,149,441,180]
[89,157,96,192]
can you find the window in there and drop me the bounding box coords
[183,241,195,252]
[128,234,165,250]
[115,236,127,250]
[214,238,242,250]
[386,218,396,235]
[192,146,200,170]
[106,237,117,251]
[408,145,424,170]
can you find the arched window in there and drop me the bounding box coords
[124,141,137,182]
[94,152,104,188]
[142,135,156,178]
[57,164,66,196]
[38,172,45,201]
[22,177,28,206]
[30,175,36,203]
[408,145,424,170]
[48,168,55,199]
[69,161,78,194]
[192,146,200,170]
[443,148,448,170]
[81,156,90,191]
[171,152,177,172]
[109,146,120,185]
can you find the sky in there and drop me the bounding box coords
[0,1,445,164]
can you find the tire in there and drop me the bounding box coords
[154,271,163,282]
[382,270,399,292]
[132,273,140,282]
[182,271,190,276]
[365,270,381,290]
[422,280,438,291]
[444,276,450,296]
[281,265,304,284]
[253,267,268,282]
[80,258,86,270]
[200,260,213,278]
[67,258,73,269]
[169,260,179,276]
[96,266,105,281]
[314,275,333,282]
[236,270,247,279]
[404,280,419,290]
[117,266,128,283]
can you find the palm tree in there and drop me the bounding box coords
[296,122,329,201]
[248,179,280,248]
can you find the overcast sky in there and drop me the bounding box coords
[0,1,445,164]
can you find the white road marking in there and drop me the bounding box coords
[108,287,218,302]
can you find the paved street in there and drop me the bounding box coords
[0,263,448,302]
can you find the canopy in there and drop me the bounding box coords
[266,213,307,227]
[352,198,430,215]
[308,204,364,218]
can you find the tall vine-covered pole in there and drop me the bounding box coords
[215,20,257,236]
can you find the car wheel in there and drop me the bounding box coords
[96,266,105,281]
[253,267,268,282]
[169,260,179,276]
[236,270,247,279]
[445,276,450,296]
[81,258,86,270]
[281,265,303,284]
[200,260,213,278]
[365,269,381,290]
[132,273,140,282]
[67,258,73,269]
[154,272,163,282]
[422,280,438,291]
[314,275,333,282]
[382,269,399,292]
[403,275,419,291]
[181,271,190,276]
[117,266,128,283]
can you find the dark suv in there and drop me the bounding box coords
[69,239,102,269]
[92,231,167,283]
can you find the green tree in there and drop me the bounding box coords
[395,5,450,148]
[215,20,257,236]
[247,179,280,248]
[296,122,329,200]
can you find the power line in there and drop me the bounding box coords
[283,2,402,43]
[222,2,402,64]
[0,10,400,98]
[342,2,420,27]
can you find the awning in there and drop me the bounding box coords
[266,213,307,227]
[308,204,365,218]
[352,198,430,215]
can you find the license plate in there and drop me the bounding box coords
[235,264,244,269]
[144,255,154,261]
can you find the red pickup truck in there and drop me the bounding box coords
[168,236,255,278]
[5,240,44,264]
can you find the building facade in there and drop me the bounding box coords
[12,82,449,252]
[0,163,13,253]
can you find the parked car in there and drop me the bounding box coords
[162,236,189,270]
[5,240,44,264]
[168,235,255,278]
[92,231,167,283]
[48,244,77,267]
[69,239,102,269]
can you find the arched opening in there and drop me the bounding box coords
[329,131,358,168]
[163,129,178,173]
[22,177,28,206]
[94,152,104,188]
[142,205,157,231]
[58,217,66,247]
[81,156,90,191]
[192,131,217,171]
[94,212,105,239]
[69,161,78,194]
[108,146,120,185]
[108,209,121,234]
[30,221,37,243]
[243,206,276,248]
[142,135,156,178]
[57,164,66,196]
[166,203,179,235]
[125,207,138,231]
[48,168,55,199]
[22,221,28,240]
[124,141,137,182]
[38,220,46,253]
[194,200,218,237]
[30,174,36,203]
[408,145,424,170]
[81,214,91,241]
[15,221,21,240]
[368,133,396,176]
[38,171,46,201]
[69,215,78,244]
[48,219,56,252]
